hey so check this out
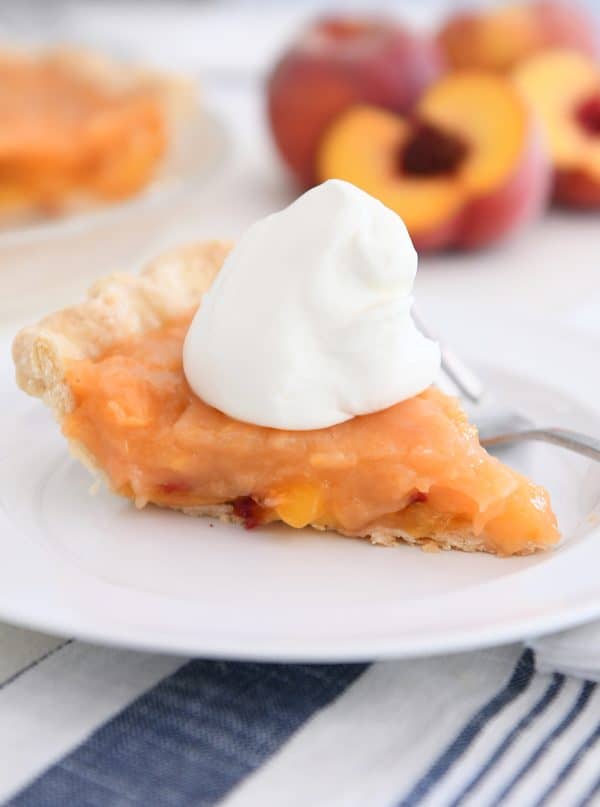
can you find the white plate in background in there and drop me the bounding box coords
[0,309,599,661]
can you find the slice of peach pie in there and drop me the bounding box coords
[0,48,191,219]
[13,241,559,556]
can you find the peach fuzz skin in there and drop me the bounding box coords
[438,1,598,73]
[267,16,443,187]
[317,74,552,252]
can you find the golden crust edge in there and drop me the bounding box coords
[11,240,232,420]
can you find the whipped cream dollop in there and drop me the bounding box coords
[183,179,440,430]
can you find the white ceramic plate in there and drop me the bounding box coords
[1,309,600,661]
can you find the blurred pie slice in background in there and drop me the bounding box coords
[0,48,193,222]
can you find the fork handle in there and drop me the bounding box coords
[482,428,600,462]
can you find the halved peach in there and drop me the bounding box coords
[513,49,600,207]
[438,1,598,73]
[317,72,551,251]
[267,16,443,187]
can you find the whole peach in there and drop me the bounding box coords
[438,1,598,73]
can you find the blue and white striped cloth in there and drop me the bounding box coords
[1,631,600,806]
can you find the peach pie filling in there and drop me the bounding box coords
[63,315,559,555]
[0,57,167,211]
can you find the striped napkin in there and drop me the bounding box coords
[1,630,599,806]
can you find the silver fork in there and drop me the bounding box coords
[414,311,600,462]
